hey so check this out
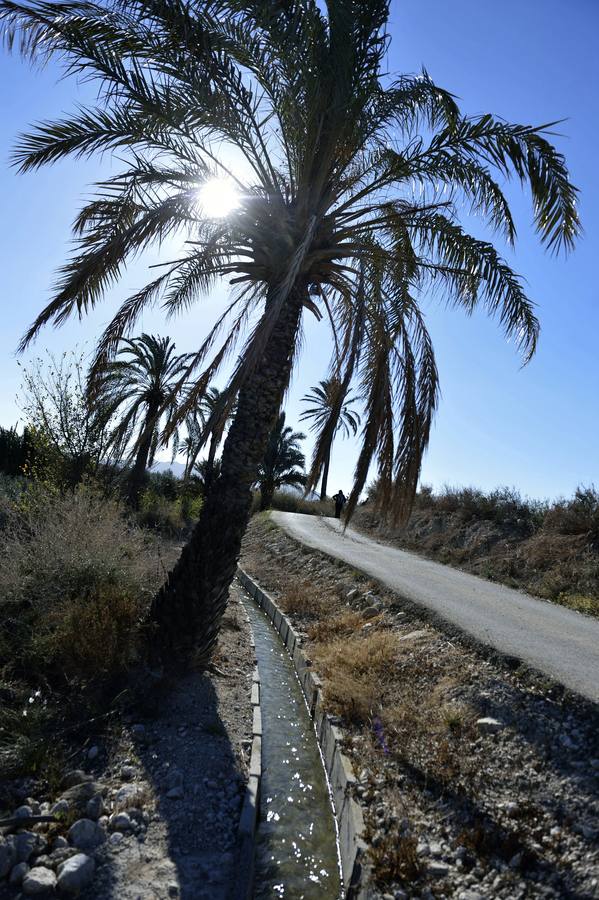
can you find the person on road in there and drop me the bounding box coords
[332,489,347,519]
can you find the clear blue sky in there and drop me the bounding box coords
[0,0,597,500]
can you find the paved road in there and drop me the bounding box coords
[271,512,599,704]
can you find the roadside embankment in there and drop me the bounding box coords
[241,514,599,900]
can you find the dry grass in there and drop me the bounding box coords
[277,580,330,619]
[0,484,171,777]
[367,831,422,886]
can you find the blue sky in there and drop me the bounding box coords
[0,0,597,500]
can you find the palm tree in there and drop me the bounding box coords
[301,378,360,500]
[257,413,306,511]
[175,385,234,486]
[99,334,191,505]
[1,0,579,666]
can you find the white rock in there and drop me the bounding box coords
[109,832,124,847]
[476,717,504,734]
[399,629,429,642]
[22,866,57,894]
[68,819,106,851]
[428,861,450,877]
[57,853,95,894]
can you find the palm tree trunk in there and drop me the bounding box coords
[149,291,304,667]
[127,405,158,507]
[320,451,331,501]
[260,479,275,511]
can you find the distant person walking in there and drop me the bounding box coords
[332,490,347,519]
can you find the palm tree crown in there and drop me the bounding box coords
[301,377,360,499]
[257,412,306,510]
[1,0,581,665]
[1,0,579,522]
[99,333,191,501]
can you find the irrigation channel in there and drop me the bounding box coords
[241,590,343,899]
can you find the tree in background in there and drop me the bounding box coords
[301,378,361,500]
[19,351,117,486]
[98,334,191,506]
[0,425,34,478]
[257,413,306,511]
[1,0,580,666]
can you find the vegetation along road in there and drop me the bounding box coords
[272,512,599,703]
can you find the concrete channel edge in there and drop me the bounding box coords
[237,566,372,899]
[233,609,263,900]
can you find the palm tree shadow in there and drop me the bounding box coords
[84,673,246,900]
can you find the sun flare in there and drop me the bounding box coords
[197,178,240,218]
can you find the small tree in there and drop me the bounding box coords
[301,378,361,500]
[257,413,306,511]
[19,351,117,486]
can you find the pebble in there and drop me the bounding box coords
[428,861,450,877]
[398,629,429,641]
[22,866,57,894]
[14,832,44,864]
[56,853,96,894]
[476,717,505,734]
[14,805,33,820]
[87,745,100,761]
[85,794,104,820]
[9,862,30,885]
[51,799,69,816]
[109,812,133,832]
[167,787,184,800]
[0,837,15,877]
[62,770,93,789]
[68,818,106,851]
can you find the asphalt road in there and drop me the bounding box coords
[271,512,599,704]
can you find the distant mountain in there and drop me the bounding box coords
[151,459,186,478]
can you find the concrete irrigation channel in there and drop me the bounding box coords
[236,568,370,899]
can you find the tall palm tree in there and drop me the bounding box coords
[175,385,235,485]
[257,412,306,511]
[301,377,360,500]
[1,0,579,666]
[99,334,191,504]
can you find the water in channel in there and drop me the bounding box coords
[241,591,342,899]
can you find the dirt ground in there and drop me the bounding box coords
[241,514,599,900]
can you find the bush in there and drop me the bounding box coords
[0,485,172,776]
[544,486,599,539]
[0,486,166,688]
[257,489,328,516]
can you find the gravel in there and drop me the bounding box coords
[0,589,254,900]
[242,514,599,900]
